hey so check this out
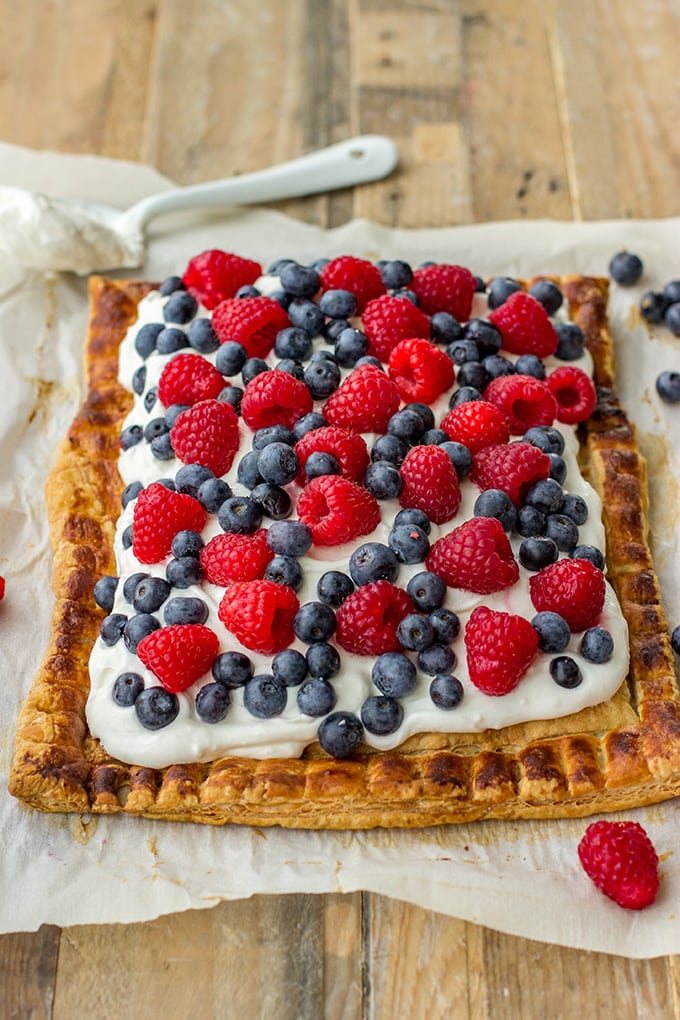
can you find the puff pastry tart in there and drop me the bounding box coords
[10,252,680,827]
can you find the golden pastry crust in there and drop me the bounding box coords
[9,274,680,827]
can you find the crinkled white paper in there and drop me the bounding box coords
[1,141,680,955]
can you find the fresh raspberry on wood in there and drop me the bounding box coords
[426,517,519,593]
[399,444,461,524]
[484,374,558,434]
[322,364,400,433]
[137,623,219,693]
[294,426,369,483]
[240,370,313,430]
[200,529,273,585]
[296,475,381,546]
[132,482,207,565]
[362,294,431,362]
[171,399,240,476]
[218,579,299,655]
[529,557,606,631]
[410,263,477,320]
[440,400,511,454]
[546,366,597,424]
[212,296,290,358]
[577,820,660,910]
[388,337,455,403]
[157,352,226,408]
[464,606,539,695]
[471,441,551,507]
[488,290,558,358]
[320,255,385,313]
[182,249,262,309]
[336,580,414,655]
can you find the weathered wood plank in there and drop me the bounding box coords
[0,926,61,1020]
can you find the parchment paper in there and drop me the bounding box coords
[1,141,679,956]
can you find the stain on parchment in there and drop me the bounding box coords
[71,813,98,845]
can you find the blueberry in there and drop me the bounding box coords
[397,613,435,652]
[561,493,588,525]
[151,433,175,460]
[379,259,413,290]
[523,478,564,514]
[429,674,464,709]
[218,496,263,534]
[516,505,547,537]
[550,656,583,688]
[554,322,585,361]
[514,354,545,380]
[132,576,171,613]
[544,513,579,553]
[266,520,313,557]
[482,354,516,379]
[163,596,209,626]
[135,687,179,729]
[175,463,213,498]
[215,340,248,377]
[244,674,287,718]
[187,318,219,353]
[457,361,491,391]
[121,481,143,508]
[121,525,133,550]
[166,555,202,588]
[276,358,305,380]
[237,449,264,489]
[93,575,118,612]
[123,613,160,652]
[120,424,143,450]
[639,291,669,324]
[122,572,148,603]
[251,482,293,520]
[265,554,303,591]
[268,257,296,274]
[580,627,614,663]
[306,642,340,680]
[308,257,330,273]
[304,358,341,398]
[143,388,159,415]
[293,411,328,441]
[528,279,563,316]
[372,652,417,697]
[387,408,426,445]
[447,338,480,365]
[235,284,261,299]
[519,536,559,571]
[417,642,457,676]
[428,608,460,644]
[440,441,473,479]
[317,712,364,758]
[323,317,352,342]
[448,385,482,407]
[393,507,431,535]
[388,523,429,563]
[431,311,463,345]
[393,288,419,305]
[473,489,517,532]
[163,290,198,323]
[405,403,435,432]
[242,357,269,385]
[672,626,680,656]
[197,476,233,513]
[100,613,127,646]
[608,251,643,286]
[349,542,400,586]
[474,275,486,292]
[523,425,565,456]
[293,601,337,643]
[371,434,408,466]
[160,275,186,296]
[305,451,340,480]
[664,280,680,304]
[156,327,189,354]
[272,648,308,687]
[218,385,243,412]
[532,611,571,652]
[548,454,567,484]
[288,298,325,335]
[571,544,605,571]
[319,288,358,319]
[334,327,370,366]
[131,365,146,395]
[274,326,313,361]
[406,571,446,611]
[195,683,231,723]
[112,672,144,707]
[279,262,321,298]
[665,303,680,337]
[361,695,403,735]
[317,570,354,607]
[143,417,170,443]
[421,428,451,445]
[365,461,403,500]
[257,442,299,485]
[656,370,680,403]
[487,276,521,309]
[212,651,253,688]
[135,322,164,358]
[297,677,337,717]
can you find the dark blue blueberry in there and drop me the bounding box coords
[431,311,463,345]
[560,493,588,525]
[671,625,680,656]
[279,262,321,298]
[323,317,352,342]
[371,433,408,466]
[317,570,354,607]
[523,425,565,455]
[293,411,328,441]
[388,523,429,564]
[288,298,325,335]
[132,365,146,395]
[473,488,517,532]
[237,449,264,489]
[572,544,604,568]
[364,461,403,500]
[160,275,186,296]
[528,279,563,316]
[135,322,164,358]
[387,408,426,445]
[548,454,567,484]
[360,695,403,735]
[516,504,547,537]
[349,542,400,586]
[554,322,585,361]
[482,354,516,379]
[514,354,546,380]
[195,683,231,723]
[243,674,287,718]
[518,536,559,571]
[268,257,296,274]
[257,442,298,485]
[372,652,417,697]
[123,613,160,652]
[393,288,419,305]
[308,257,330,273]
[250,483,292,519]
[112,672,144,707]
[448,385,482,408]
[334,327,369,366]
[121,481,143,508]
[266,519,313,557]
[406,403,435,432]
[297,677,337,717]
[354,355,384,370]
[197,476,233,513]
[447,338,480,365]
[156,327,189,354]
[165,556,202,588]
[306,642,340,680]
[293,601,337,643]
[274,326,313,361]
[532,611,571,652]
[379,259,413,290]
[275,358,305,380]
[242,357,269,385]
[100,613,127,646]
[305,451,340,480]
[640,290,669,324]
[580,627,614,663]
[143,417,170,443]
[457,361,491,391]
[163,290,198,323]
[175,463,213,498]
[121,525,133,549]
[417,642,457,676]
[544,513,579,553]
[218,495,263,534]
[235,284,261,299]
[187,317,220,353]
[393,507,431,535]
[132,575,171,613]
[271,290,294,310]
[397,613,435,652]
[608,251,643,286]
[310,348,338,364]
[523,478,564,514]
[123,572,148,603]
[656,370,680,403]
[318,712,364,758]
[218,385,243,412]
[440,441,473,479]
[272,648,308,687]
[144,387,159,413]
[120,424,143,450]
[319,288,358,318]
[487,276,521,310]
[150,433,175,460]
[212,651,253,688]
[163,596,209,626]
[265,554,304,591]
[304,358,341,398]
[406,571,446,612]
[664,304,680,337]
[550,656,583,688]
[171,530,204,559]
[664,280,680,304]
[429,674,464,709]
[421,428,451,446]
[215,340,248,377]
[93,575,118,612]
[474,275,486,292]
[135,687,179,729]
[428,608,460,644]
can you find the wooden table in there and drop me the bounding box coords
[3,2,680,1017]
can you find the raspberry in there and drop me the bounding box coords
[336,580,414,655]
[483,374,557,434]
[546,366,597,424]
[399,445,461,524]
[182,250,262,309]
[322,364,400,433]
[320,255,385,313]
[410,264,477,320]
[464,606,539,695]
[294,426,369,483]
[440,400,511,454]
[212,296,290,358]
[296,475,381,546]
[426,517,519,593]
[361,294,431,362]
[218,579,299,654]
[471,441,551,507]
[132,482,207,565]
[200,529,273,585]
[388,337,455,403]
[577,820,660,910]
[488,291,558,358]
[0,576,4,600]
[157,352,225,408]
[529,557,606,631]
[240,370,313,430]
[170,399,240,476]
[137,623,219,693]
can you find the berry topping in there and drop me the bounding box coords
[608,251,643,287]
[488,291,558,358]
[336,580,414,655]
[546,366,597,424]
[320,255,385,312]
[137,623,219,693]
[388,337,455,403]
[464,606,539,695]
[240,370,313,430]
[132,482,207,565]
[398,444,461,524]
[318,711,364,758]
[135,688,179,730]
[440,400,511,454]
[297,475,381,546]
[182,249,262,309]
[200,529,273,585]
[157,353,226,408]
[212,296,290,359]
[471,441,551,507]
[656,370,680,403]
[426,517,519,593]
[410,263,477,320]
[578,821,659,910]
[529,557,606,631]
[483,374,557,434]
[218,579,299,654]
[294,426,369,483]
[170,399,240,476]
[322,364,400,433]
[361,294,431,362]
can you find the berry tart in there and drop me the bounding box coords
[9,252,680,827]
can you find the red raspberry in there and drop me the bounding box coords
[240,370,313,430]
[471,441,551,507]
[440,400,511,454]
[294,426,369,483]
[0,576,4,600]
[336,580,414,655]
[410,264,477,320]
[132,482,207,565]
[157,353,225,408]
[137,624,219,693]
[483,374,557,434]
[464,606,539,695]
[529,557,606,631]
[577,821,660,910]
[426,517,519,593]
[322,364,400,433]
[218,579,299,654]
[320,255,385,313]
[388,337,455,403]
[399,445,461,524]
[182,250,262,309]
[212,296,290,358]
[200,529,273,585]
[296,475,381,546]
[170,399,240,476]
[546,366,597,424]
[488,291,558,357]
[362,294,431,362]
